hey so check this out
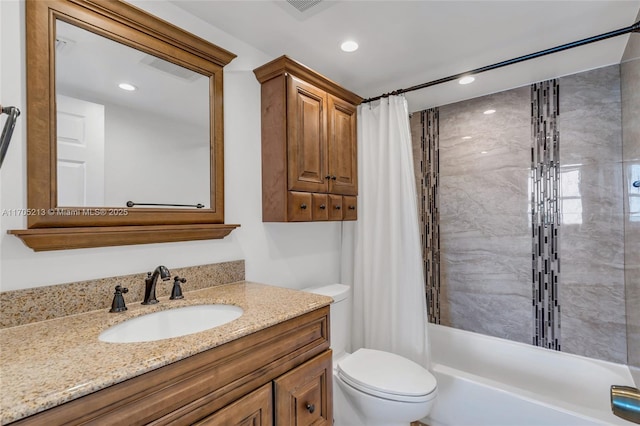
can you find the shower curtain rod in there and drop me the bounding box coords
[363,20,640,103]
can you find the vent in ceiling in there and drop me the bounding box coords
[275,0,335,20]
[140,55,201,82]
[55,36,75,54]
[286,0,323,13]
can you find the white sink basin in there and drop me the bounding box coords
[99,304,244,343]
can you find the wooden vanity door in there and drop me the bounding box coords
[274,350,333,426]
[193,383,272,426]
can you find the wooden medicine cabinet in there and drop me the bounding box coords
[254,56,362,222]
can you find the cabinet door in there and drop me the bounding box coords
[287,76,328,193]
[274,350,333,426]
[327,95,357,196]
[193,383,272,426]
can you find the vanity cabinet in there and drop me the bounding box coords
[192,350,333,426]
[254,55,362,222]
[10,307,331,426]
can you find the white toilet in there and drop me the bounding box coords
[304,284,437,426]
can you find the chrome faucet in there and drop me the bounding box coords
[142,265,171,305]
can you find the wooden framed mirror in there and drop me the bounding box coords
[10,0,239,251]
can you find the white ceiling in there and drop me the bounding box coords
[170,0,640,112]
[56,20,209,131]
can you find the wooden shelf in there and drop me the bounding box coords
[8,224,240,251]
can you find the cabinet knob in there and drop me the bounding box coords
[319,204,326,210]
[305,403,315,414]
[300,203,307,210]
[331,175,337,180]
[335,205,341,210]
[325,175,331,180]
[348,205,356,210]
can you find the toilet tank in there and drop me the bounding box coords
[303,284,351,358]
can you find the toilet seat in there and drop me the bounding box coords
[336,348,437,403]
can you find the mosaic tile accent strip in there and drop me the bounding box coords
[531,80,561,350]
[0,260,245,328]
[417,108,441,324]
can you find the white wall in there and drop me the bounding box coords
[104,102,210,208]
[0,0,343,291]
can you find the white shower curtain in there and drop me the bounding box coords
[346,95,429,366]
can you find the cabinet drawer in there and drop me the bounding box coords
[312,194,329,221]
[274,350,333,426]
[328,195,343,221]
[343,196,357,221]
[193,383,272,426]
[288,192,312,221]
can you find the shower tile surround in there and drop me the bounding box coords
[558,65,626,363]
[411,64,629,364]
[410,109,441,324]
[531,80,561,351]
[425,86,533,345]
[622,28,640,386]
[0,260,245,328]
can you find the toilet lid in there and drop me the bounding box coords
[337,348,437,402]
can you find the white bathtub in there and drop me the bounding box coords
[425,324,636,426]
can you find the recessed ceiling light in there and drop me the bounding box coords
[461,136,472,140]
[480,151,488,154]
[459,76,475,85]
[483,109,496,115]
[118,83,137,91]
[340,40,359,52]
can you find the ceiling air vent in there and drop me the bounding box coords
[140,55,201,82]
[275,0,335,21]
[286,0,323,13]
[55,36,75,54]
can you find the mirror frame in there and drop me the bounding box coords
[10,0,239,250]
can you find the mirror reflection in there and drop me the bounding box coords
[55,20,211,208]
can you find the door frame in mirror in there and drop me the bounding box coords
[9,0,240,250]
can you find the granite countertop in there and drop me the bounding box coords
[0,281,332,424]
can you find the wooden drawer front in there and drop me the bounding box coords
[288,192,312,222]
[312,194,329,221]
[343,196,357,221]
[193,383,272,426]
[328,195,343,221]
[274,350,333,426]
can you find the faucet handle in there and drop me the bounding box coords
[109,285,129,313]
[170,276,186,300]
